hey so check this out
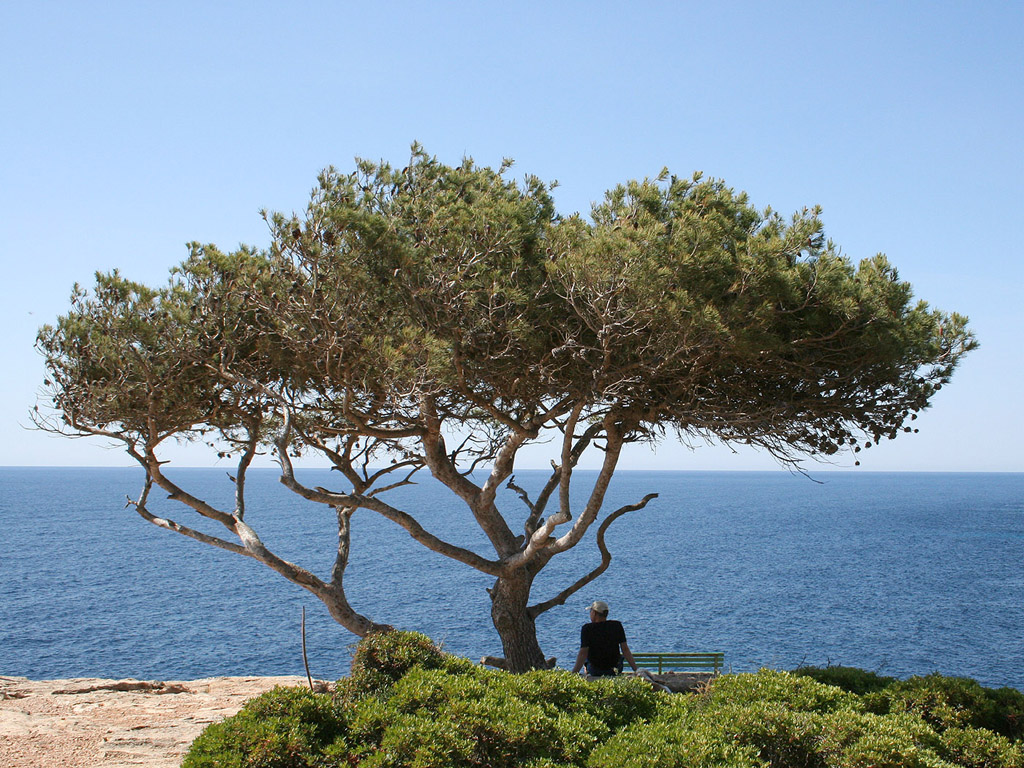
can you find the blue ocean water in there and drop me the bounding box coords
[0,468,1021,690]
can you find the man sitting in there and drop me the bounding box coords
[570,600,638,677]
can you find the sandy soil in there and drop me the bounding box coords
[0,675,309,768]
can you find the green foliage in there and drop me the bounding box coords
[588,711,765,768]
[183,686,347,768]
[937,727,1024,768]
[864,674,1024,741]
[592,669,1024,768]
[346,664,657,767]
[188,631,659,768]
[794,664,898,695]
[830,711,951,768]
[716,702,831,767]
[39,145,977,465]
[699,668,864,713]
[988,688,1024,741]
[186,644,1024,768]
[355,671,572,767]
[344,630,474,699]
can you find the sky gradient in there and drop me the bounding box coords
[2,1,1021,471]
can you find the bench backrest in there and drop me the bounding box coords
[632,652,724,674]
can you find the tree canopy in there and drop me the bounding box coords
[36,145,976,670]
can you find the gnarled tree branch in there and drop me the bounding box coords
[529,492,658,618]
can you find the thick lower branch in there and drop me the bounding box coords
[528,492,657,618]
[128,465,330,600]
[420,399,518,554]
[507,416,628,571]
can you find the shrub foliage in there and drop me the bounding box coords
[185,632,1024,768]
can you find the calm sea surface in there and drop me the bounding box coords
[1,468,1021,690]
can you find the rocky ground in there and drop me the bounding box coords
[0,675,308,768]
[627,669,715,693]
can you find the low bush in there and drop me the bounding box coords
[988,688,1024,741]
[343,630,476,700]
[794,665,898,695]
[937,726,1024,768]
[185,634,1024,768]
[593,672,942,768]
[183,685,347,768]
[593,671,1024,768]
[698,668,863,713]
[831,715,950,768]
[716,701,831,768]
[865,674,1024,741]
[588,711,764,768]
[345,664,657,767]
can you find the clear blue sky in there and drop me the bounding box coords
[2,1,1020,471]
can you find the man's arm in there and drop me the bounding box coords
[571,646,588,674]
[620,641,638,673]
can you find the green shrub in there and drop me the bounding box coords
[866,674,1024,740]
[937,726,1024,768]
[592,673,855,768]
[831,711,951,768]
[183,686,347,768]
[345,694,398,758]
[359,709,477,768]
[383,664,490,714]
[588,710,765,768]
[793,665,897,695]
[814,709,881,762]
[714,701,830,768]
[347,665,656,768]
[983,688,1024,742]
[186,638,1024,768]
[345,630,471,699]
[587,674,662,731]
[698,668,863,714]
[589,673,980,768]
[588,701,769,768]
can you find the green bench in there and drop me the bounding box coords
[632,652,725,674]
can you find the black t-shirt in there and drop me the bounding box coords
[580,620,626,669]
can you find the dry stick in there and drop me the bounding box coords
[301,607,314,691]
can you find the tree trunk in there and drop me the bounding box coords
[490,571,547,672]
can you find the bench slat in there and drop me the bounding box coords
[632,652,724,674]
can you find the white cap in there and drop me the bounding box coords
[588,600,609,614]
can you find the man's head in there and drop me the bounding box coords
[588,600,609,621]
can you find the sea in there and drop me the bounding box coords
[1,467,1021,690]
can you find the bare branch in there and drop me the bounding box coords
[279,470,504,576]
[127,469,330,596]
[276,414,503,575]
[128,479,248,557]
[529,492,658,617]
[232,420,261,520]
[142,453,238,529]
[420,396,517,555]
[506,475,535,516]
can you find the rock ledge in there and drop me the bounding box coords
[0,675,307,768]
